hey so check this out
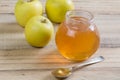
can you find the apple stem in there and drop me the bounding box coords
[41,19,47,23]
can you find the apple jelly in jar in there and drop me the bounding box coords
[55,10,100,61]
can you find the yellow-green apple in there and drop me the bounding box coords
[46,0,74,23]
[14,0,42,27]
[25,16,54,47]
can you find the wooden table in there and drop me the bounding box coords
[0,0,120,80]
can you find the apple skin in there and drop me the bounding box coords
[14,0,42,27]
[46,0,74,23]
[25,16,54,47]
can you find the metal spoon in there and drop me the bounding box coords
[52,56,104,79]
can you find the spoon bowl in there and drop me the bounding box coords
[52,68,72,79]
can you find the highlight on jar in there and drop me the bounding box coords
[55,10,100,61]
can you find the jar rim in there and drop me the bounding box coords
[66,10,94,23]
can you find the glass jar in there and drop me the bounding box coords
[55,10,100,61]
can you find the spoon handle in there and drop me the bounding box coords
[71,56,104,72]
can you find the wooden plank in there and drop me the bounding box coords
[0,48,119,70]
[0,14,120,50]
[0,70,119,80]
[0,0,120,14]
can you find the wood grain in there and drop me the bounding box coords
[0,0,120,80]
[0,13,119,79]
[0,48,119,80]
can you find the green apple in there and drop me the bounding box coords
[46,0,74,23]
[25,16,54,47]
[14,0,43,27]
